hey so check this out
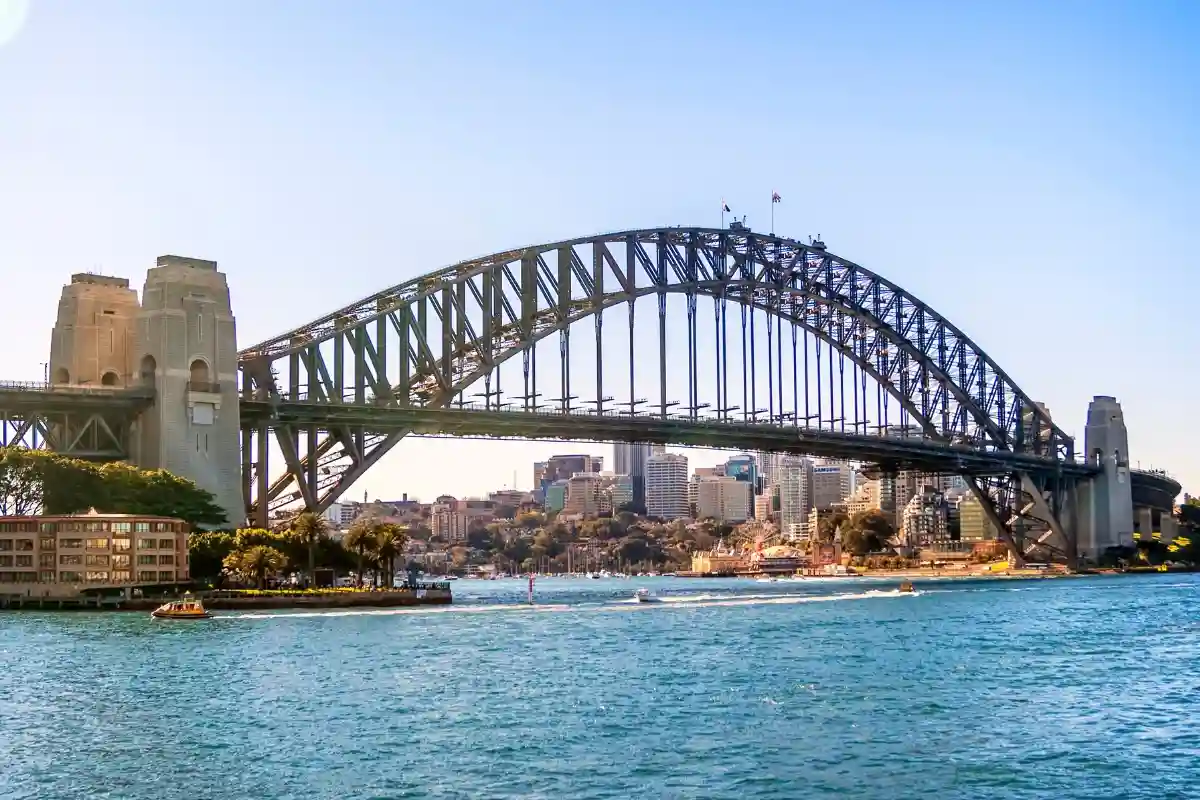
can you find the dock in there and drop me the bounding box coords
[0,583,453,611]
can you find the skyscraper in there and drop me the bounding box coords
[646,452,689,520]
[534,454,604,502]
[613,442,664,508]
[779,455,813,540]
[811,461,853,511]
[724,454,758,518]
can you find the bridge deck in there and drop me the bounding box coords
[0,382,155,413]
[241,400,1098,478]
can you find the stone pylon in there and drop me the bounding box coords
[132,256,243,528]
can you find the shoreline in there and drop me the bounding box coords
[0,588,453,612]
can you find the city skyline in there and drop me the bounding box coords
[1,1,1196,502]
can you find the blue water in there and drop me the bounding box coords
[1,574,1197,799]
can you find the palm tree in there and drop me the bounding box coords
[375,524,408,588]
[289,511,329,587]
[224,545,286,589]
[344,518,380,587]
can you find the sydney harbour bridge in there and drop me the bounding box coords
[0,226,1181,568]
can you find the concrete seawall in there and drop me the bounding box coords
[0,588,453,611]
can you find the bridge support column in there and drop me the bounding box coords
[1074,396,1134,564]
[134,256,244,528]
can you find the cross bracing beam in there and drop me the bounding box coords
[238,227,1078,560]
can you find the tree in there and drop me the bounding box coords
[94,463,227,528]
[848,509,895,552]
[343,518,381,586]
[375,524,408,588]
[617,534,654,566]
[817,510,850,543]
[188,530,235,582]
[467,527,494,551]
[225,545,286,589]
[516,511,544,530]
[0,448,50,515]
[289,512,329,586]
[0,446,226,528]
[841,527,868,556]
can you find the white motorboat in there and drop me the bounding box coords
[634,588,661,603]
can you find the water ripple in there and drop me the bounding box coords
[1,575,1198,798]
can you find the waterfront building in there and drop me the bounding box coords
[431,497,495,543]
[696,475,750,523]
[778,455,813,541]
[0,512,189,598]
[900,487,948,548]
[957,493,1000,542]
[690,549,748,575]
[613,443,664,508]
[646,452,689,519]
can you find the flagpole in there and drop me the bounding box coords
[771,192,775,236]
[721,199,726,230]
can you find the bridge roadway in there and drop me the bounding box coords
[239,398,1098,479]
[0,383,1181,513]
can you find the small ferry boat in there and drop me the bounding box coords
[151,593,212,620]
[898,580,914,593]
[634,588,661,603]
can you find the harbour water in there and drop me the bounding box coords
[2,574,1197,799]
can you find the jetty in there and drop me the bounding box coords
[0,582,453,611]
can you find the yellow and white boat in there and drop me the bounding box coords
[151,592,212,620]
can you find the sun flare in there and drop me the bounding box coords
[0,0,30,49]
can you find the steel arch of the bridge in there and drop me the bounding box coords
[239,227,1077,560]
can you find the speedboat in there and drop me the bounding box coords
[151,592,212,620]
[634,588,661,603]
[898,580,914,593]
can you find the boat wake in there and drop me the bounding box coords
[221,604,573,620]
[218,589,917,621]
[609,588,917,610]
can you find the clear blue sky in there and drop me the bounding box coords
[1,0,1197,501]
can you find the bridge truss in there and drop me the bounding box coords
[239,227,1087,564]
[0,383,153,460]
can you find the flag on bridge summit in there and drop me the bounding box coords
[722,201,731,213]
[772,191,782,203]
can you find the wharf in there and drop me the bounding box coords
[0,584,453,611]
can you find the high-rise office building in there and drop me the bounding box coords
[613,442,665,508]
[646,452,689,520]
[689,466,722,512]
[696,476,751,523]
[724,454,758,518]
[562,473,609,518]
[757,452,781,488]
[812,461,853,511]
[534,454,603,502]
[778,455,813,540]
